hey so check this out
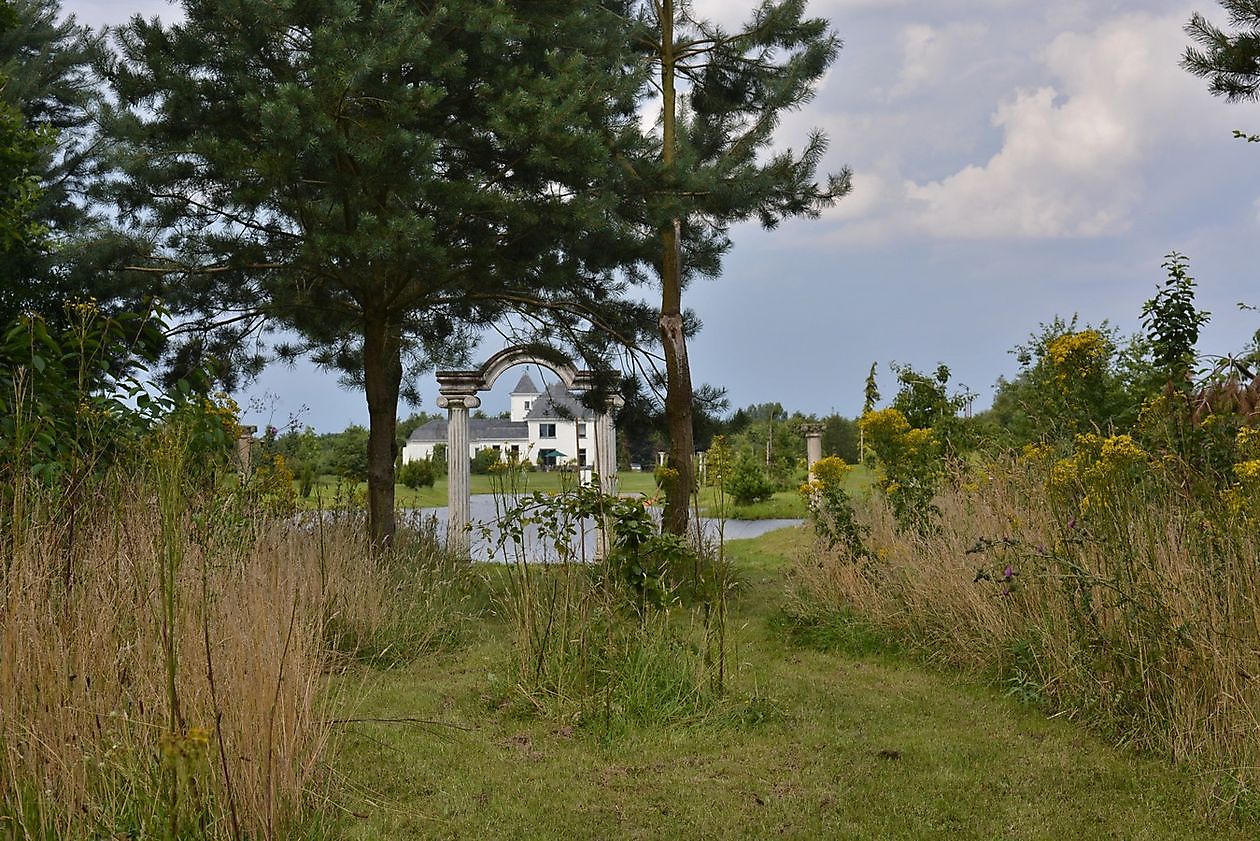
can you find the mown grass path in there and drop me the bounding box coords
[331,528,1249,840]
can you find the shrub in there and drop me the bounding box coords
[471,446,501,475]
[858,407,943,533]
[726,452,774,505]
[800,456,868,557]
[398,457,436,489]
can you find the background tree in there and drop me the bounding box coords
[0,0,47,304]
[1141,252,1211,385]
[987,318,1135,445]
[614,372,729,470]
[821,413,858,463]
[0,0,131,325]
[627,0,851,534]
[104,0,649,547]
[863,362,880,413]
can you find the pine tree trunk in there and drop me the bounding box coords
[660,220,695,536]
[362,310,402,550]
[657,0,694,536]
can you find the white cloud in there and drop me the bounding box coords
[889,22,989,99]
[829,7,1235,241]
[64,1,180,30]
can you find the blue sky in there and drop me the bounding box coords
[67,0,1260,431]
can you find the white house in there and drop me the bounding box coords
[402,372,607,469]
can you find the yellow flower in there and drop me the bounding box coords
[812,456,852,489]
[1021,442,1055,465]
[1234,459,1260,484]
[858,407,911,439]
[1099,434,1146,467]
[1048,457,1079,492]
[1237,427,1260,459]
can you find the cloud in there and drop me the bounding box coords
[829,7,1235,242]
[889,22,990,99]
[66,1,180,29]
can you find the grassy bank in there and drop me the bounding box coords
[327,526,1242,839]
[789,442,1260,815]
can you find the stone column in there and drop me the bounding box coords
[802,423,826,482]
[592,395,623,560]
[437,392,480,556]
[236,425,257,475]
[594,394,623,497]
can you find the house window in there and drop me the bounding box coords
[578,448,587,466]
[578,423,587,439]
[540,423,557,438]
[524,401,531,412]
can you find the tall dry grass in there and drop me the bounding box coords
[0,437,465,838]
[790,456,1260,807]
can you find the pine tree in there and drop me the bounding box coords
[0,0,108,323]
[102,0,649,547]
[624,0,851,534]
[863,362,880,414]
[1184,1,1260,103]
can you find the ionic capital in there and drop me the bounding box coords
[437,393,481,411]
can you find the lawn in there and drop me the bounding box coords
[325,526,1246,840]
[298,466,874,520]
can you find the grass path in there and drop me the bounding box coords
[329,528,1247,840]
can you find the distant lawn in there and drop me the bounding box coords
[298,469,659,510]
[298,465,873,522]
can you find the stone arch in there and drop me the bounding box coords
[434,345,622,556]
[477,345,581,392]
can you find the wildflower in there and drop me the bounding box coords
[1234,459,1260,483]
[1021,442,1056,464]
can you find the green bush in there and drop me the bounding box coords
[727,452,774,505]
[398,458,435,489]
[471,447,501,475]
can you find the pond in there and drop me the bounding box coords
[408,494,803,562]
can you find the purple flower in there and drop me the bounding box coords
[1067,517,1077,530]
[1002,564,1014,581]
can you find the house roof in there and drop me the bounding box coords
[525,382,594,421]
[510,372,540,395]
[406,418,529,444]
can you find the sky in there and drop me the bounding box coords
[64,0,1260,432]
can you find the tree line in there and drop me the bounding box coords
[1,0,1256,545]
[0,0,848,547]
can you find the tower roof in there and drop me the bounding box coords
[510,371,540,395]
[525,381,594,420]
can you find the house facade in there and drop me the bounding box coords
[402,372,606,469]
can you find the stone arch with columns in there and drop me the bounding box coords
[435,346,623,555]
